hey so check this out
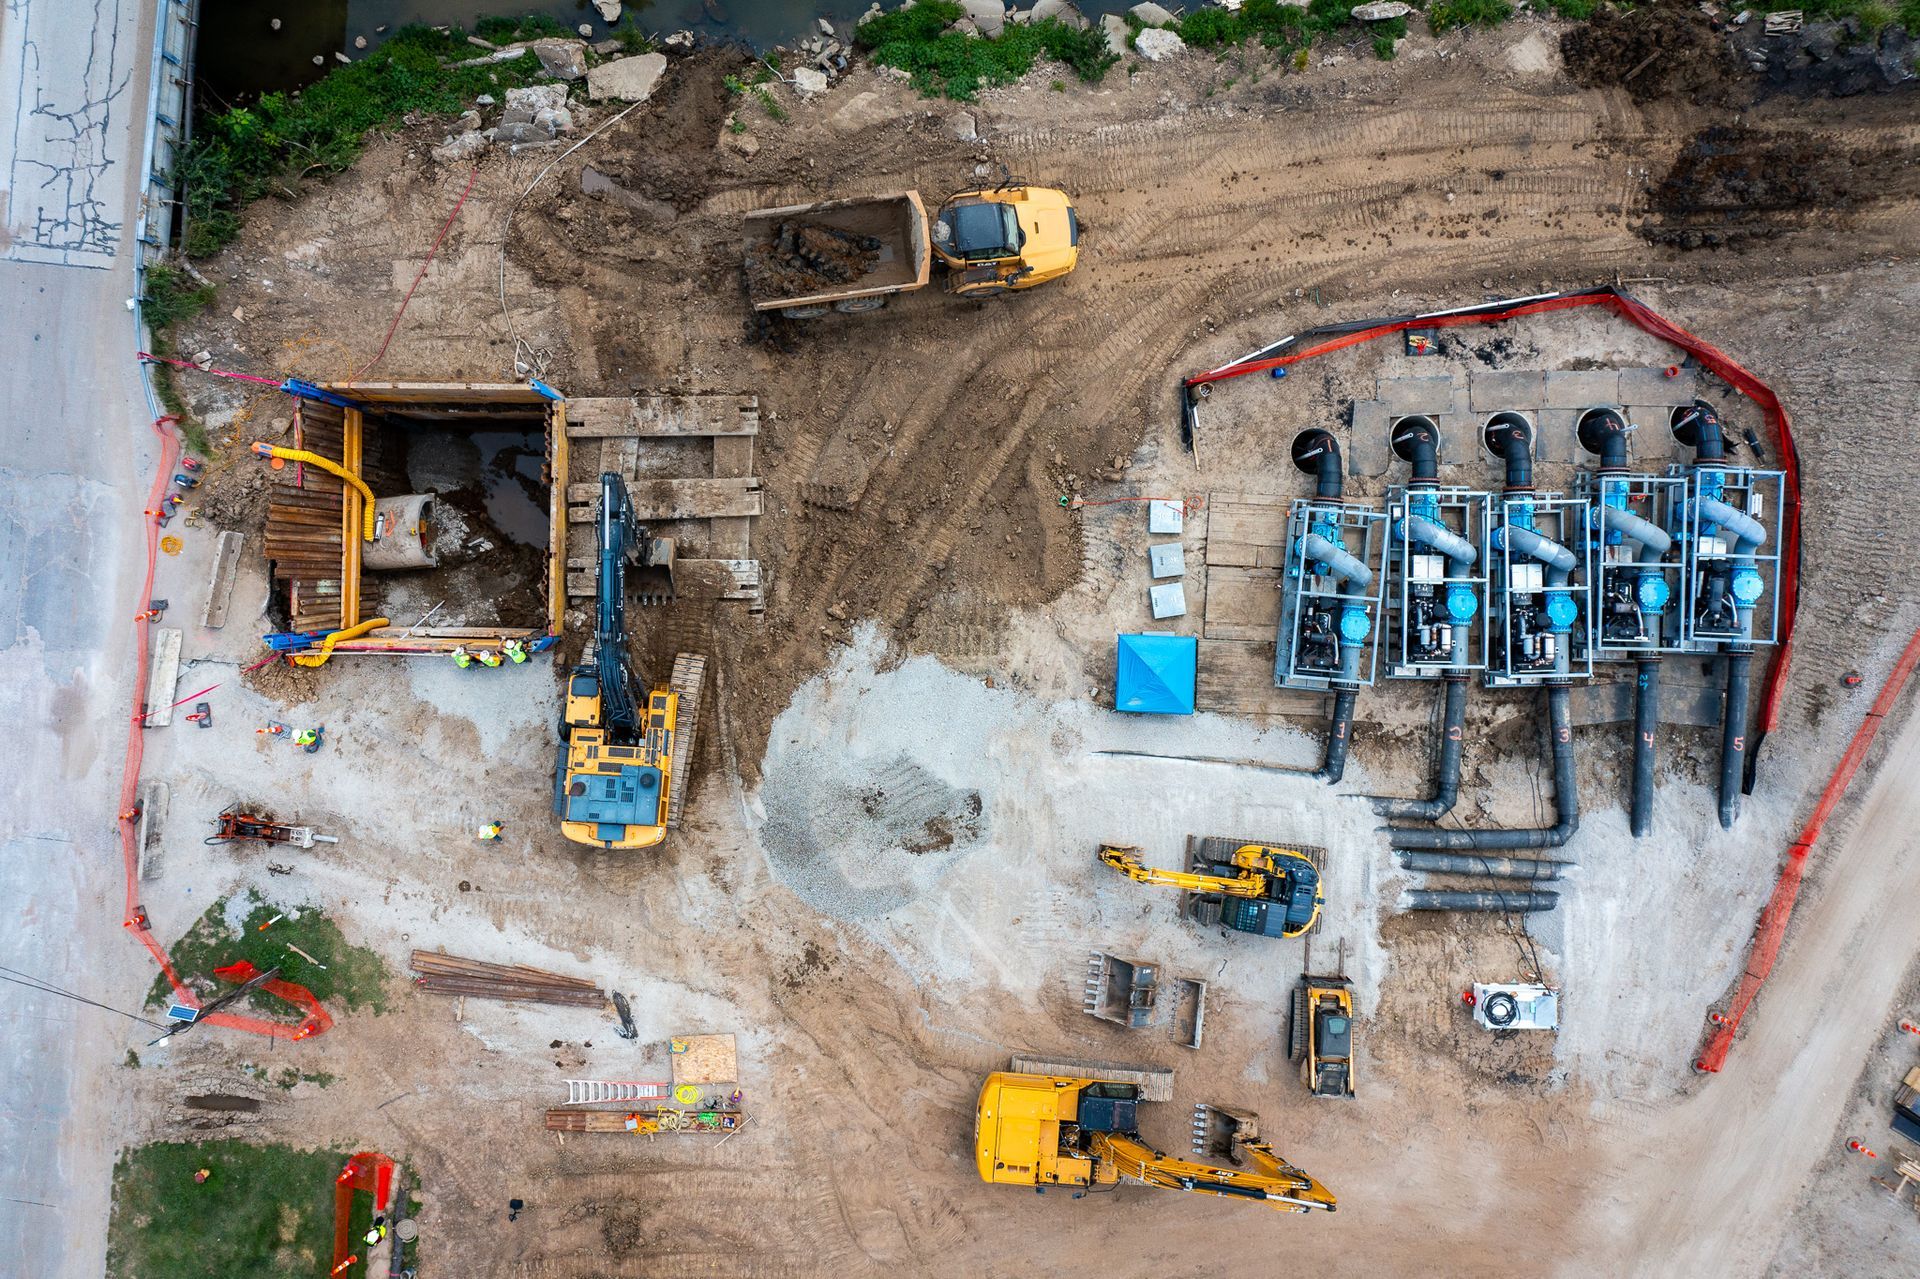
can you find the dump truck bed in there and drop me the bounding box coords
[742,190,931,311]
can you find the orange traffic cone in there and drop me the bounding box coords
[1899,1019,1920,1036]
[1847,1139,1878,1159]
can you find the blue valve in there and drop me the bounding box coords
[1445,584,1479,622]
[1731,567,1766,606]
[1636,574,1671,612]
[1545,592,1578,630]
[1338,606,1372,644]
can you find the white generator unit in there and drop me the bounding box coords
[1472,982,1558,1031]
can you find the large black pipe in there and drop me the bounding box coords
[1403,889,1559,913]
[1374,676,1466,819]
[1673,399,1727,463]
[1390,415,1438,481]
[1388,684,1578,850]
[1719,651,1751,829]
[1631,657,1659,837]
[1487,412,1534,491]
[1296,429,1357,783]
[1397,851,1569,880]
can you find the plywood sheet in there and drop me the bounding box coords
[1194,639,1332,716]
[1202,566,1281,642]
[671,1033,738,1085]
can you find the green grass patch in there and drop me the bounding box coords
[1545,0,1599,18]
[180,26,546,258]
[140,265,217,454]
[1166,0,1401,63]
[108,1140,375,1279]
[1428,0,1514,31]
[854,0,1118,100]
[148,892,390,1018]
[473,14,575,42]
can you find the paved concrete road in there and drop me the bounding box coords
[0,0,158,1274]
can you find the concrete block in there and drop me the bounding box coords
[1148,499,1184,535]
[1624,409,1684,467]
[1535,408,1579,465]
[1469,369,1545,413]
[202,531,245,629]
[1380,375,1456,416]
[145,628,182,727]
[1149,543,1185,580]
[1619,365,1696,405]
[136,782,169,880]
[1149,582,1187,619]
[1542,369,1619,409]
[1348,400,1393,478]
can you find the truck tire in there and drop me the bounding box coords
[780,305,830,320]
[834,297,886,314]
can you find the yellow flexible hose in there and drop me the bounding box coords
[251,443,376,541]
[291,616,389,668]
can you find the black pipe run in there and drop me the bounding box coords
[1677,400,1752,829]
[1404,890,1559,913]
[1397,851,1569,880]
[1294,429,1359,784]
[1632,657,1660,837]
[1374,676,1467,820]
[1390,684,1579,850]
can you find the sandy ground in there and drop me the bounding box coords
[117,17,1920,1279]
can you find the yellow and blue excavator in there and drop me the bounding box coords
[976,1071,1336,1213]
[555,472,704,850]
[1098,839,1324,939]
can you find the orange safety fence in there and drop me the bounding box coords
[1694,624,1920,1072]
[117,415,332,1041]
[333,1151,397,1274]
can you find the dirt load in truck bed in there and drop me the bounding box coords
[744,222,884,301]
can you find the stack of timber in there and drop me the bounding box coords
[563,393,764,614]
[261,402,403,632]
[409,950,606,1007]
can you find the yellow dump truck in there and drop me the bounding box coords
[743,185,1079,319]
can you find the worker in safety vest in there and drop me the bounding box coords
[294,727,319,749]
[502,638,528,664]
[452,646,472,669]
[479,820,505,841]
[476,648,503,668]
[363,1216,388,1246]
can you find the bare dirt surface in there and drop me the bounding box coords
[134,19,1920,1279]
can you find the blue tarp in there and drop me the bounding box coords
[1115,633,1197,715]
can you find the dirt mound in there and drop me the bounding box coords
[1642,125,1920,248]
[743,221,883,302]
[1561,1,1745,104]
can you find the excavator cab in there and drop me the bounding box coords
[932,186,1080,297]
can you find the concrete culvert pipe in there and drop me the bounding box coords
[363,494,438,571]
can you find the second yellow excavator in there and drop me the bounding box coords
[1098,839,1324,939]
[976,1071,1336,1213]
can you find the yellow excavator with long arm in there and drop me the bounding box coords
[976,1072,1336,1213]
[1098,840,1324,939]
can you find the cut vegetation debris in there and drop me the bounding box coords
[148,894,389,1015]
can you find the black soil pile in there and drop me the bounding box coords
[743,222,882,302]
[1562,1,1746,104]
[1642,125,1918,249]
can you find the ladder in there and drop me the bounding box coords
[563,1079,672,1105]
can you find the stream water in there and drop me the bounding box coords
[197,0,881,101]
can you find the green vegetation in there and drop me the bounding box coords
[1427,0,1513,33]
[615,16,656,53]
[473,14,574,42]
[854,0,1118,100]
[179,26,545,258]
[275,1067,337,1090]
[108,1140,374,1279]
[1164,0,1404,64]
[139,265,217,454]
[1545,0,1598,18]
[148,892,390,1018]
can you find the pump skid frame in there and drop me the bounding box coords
[1487,493,1594,687]
[1384,486,1491,679]
[1576,471,1689,658]
[1671,465,1786,651]
[1274,499,1389,690]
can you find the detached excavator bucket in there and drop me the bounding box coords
[633,535,677,606]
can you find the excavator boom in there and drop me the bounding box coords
[1097,844,1268,899]
[1090,1131,1337,1213]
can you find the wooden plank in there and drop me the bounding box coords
[568,559,762,603]
[1204,541,1287,570]
[1202,566,1281,642]
[566,395,760,438]
[1205,501,1289,555]
[549,400,568,637]
[545,1109,744,1133]
[1194,639,1332,716]
[342,408,363,629]
[324,381,545,404]
[670,1033,738,1085]
[567,478,763,521]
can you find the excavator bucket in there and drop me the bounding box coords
[632,535,677,606]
